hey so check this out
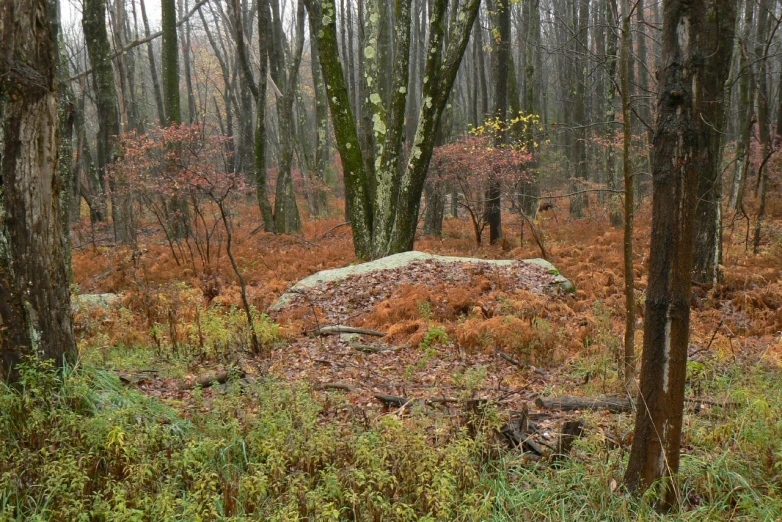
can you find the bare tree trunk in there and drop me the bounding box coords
[423,178,445,237]
[178,0,197,123]
[140,0,166,123]
[691,0,736,285]
[270,0,303,234]
[517,0,541,219]
[486,0,510,244]
[624,0,703,505]
[306,0,480,258]
[234,0,275,230]
[162,0,189,240]
[83,0,134,244]
[752,0,772,254]
[619,0,635,389]
[475,8,489,121]
[310,17,330,216]
[569,0,589,217]
[162,0,181,125]
[729,0,755,211]
[605,0,622,227]
[0,0,78,381]
[635,0,653,175]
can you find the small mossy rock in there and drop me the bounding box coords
[270,251,574,311]
[72,293,121,312]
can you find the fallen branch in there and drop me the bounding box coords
[316,325,386,337]
[499,407,546,455]
[177,370,245,391]
[374,394,460,408]
[498,352,525,369]
[312,221,351,241]
[351,343,409,354]
[314,382,360,393]
[535,396,633,413]
[535,395,737,413]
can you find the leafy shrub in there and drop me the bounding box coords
[0,360,494,520]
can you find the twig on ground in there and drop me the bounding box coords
[315,325,386,337]
[498,351,525,369]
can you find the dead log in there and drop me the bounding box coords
[373,394,460,409]
[498,352,525,368]
[351,343,408,354]
[535,396,634,413]
[374,394,411,408]
[553,419,586,460]
[535,395,736,414]
[315,382,360,392]
[316,325,386,337]
[177,370,245,391]
[499,406,545,455]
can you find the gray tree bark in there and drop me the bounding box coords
[691,0,737,285]
[0,0,78,381]
[305,0,481,259]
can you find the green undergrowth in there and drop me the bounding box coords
[1,357,780,521]
[78,304,283,379]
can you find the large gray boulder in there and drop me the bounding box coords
[270,251,574,312]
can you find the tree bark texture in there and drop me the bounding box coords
[83,0,134,244]
[0,0,78,381]
[486,0,510,244]
[569,0,589,217]
[619,0,635,388]
[305,0,480,259]
[624,0,703,506]
[691,0,737,285]
[162,0,181,125]
[270,0,304,234]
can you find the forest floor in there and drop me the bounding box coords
[71,195,782,415]
[4,191,781,519]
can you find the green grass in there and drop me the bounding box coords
[0,355,780,520]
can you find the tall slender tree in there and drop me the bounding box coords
[569,0,590,217]
[162,0,181,125]
[269,0,305,234]
[691,0,737,285]
[624,0,705,506]
[83,0,134,243]
[235,0,276,230]
[619,0,635,389]
[486,0,511,244]
[305,0,481,259]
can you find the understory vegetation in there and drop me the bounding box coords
[2,202,779,520]
[1,355,780,520]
